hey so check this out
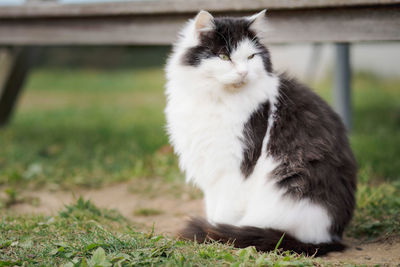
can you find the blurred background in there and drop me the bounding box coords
[0,0,399,243]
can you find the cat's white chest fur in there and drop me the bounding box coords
[167,88,253,185]
[166,81,263,220]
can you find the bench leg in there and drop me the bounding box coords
[333,43,352,131]
[0,47,38,128]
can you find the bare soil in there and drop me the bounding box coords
[6,182,204,235]
[5,181,400,266]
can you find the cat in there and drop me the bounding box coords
[164,10,357,256]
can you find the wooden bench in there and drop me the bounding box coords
[1,0,400,128]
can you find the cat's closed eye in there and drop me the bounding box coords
[248,54,255,60]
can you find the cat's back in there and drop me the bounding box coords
[271,73,357,182]
[271,74,352,156]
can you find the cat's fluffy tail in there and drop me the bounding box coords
[178,217,345,256]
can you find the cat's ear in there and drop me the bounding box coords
[248,9,267,31]
[194,10,214,33]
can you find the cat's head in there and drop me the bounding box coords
[170,10,272,92]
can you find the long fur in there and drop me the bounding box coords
[165,10,357,257]
[179,218,346,257]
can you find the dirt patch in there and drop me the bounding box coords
[6,181,204,235]
[323,237,400,266]
[5,182,400,266]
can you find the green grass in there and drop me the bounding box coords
[0,68,181,189]
[347,183,400,239]
[0,66,399,264]
[0,198,317,267]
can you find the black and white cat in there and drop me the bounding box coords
[165,10,357,256]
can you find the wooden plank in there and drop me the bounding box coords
[0,0,399,18]
[0,47,38,127]
[0,6,399,45]
[264,6,400,43]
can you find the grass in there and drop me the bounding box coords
[0,198,317,267]
[0,68,181,190]
[134,208,164,216]
[0,66,399,265]
[347,183,400,239]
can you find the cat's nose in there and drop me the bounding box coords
[238,70,248,78]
